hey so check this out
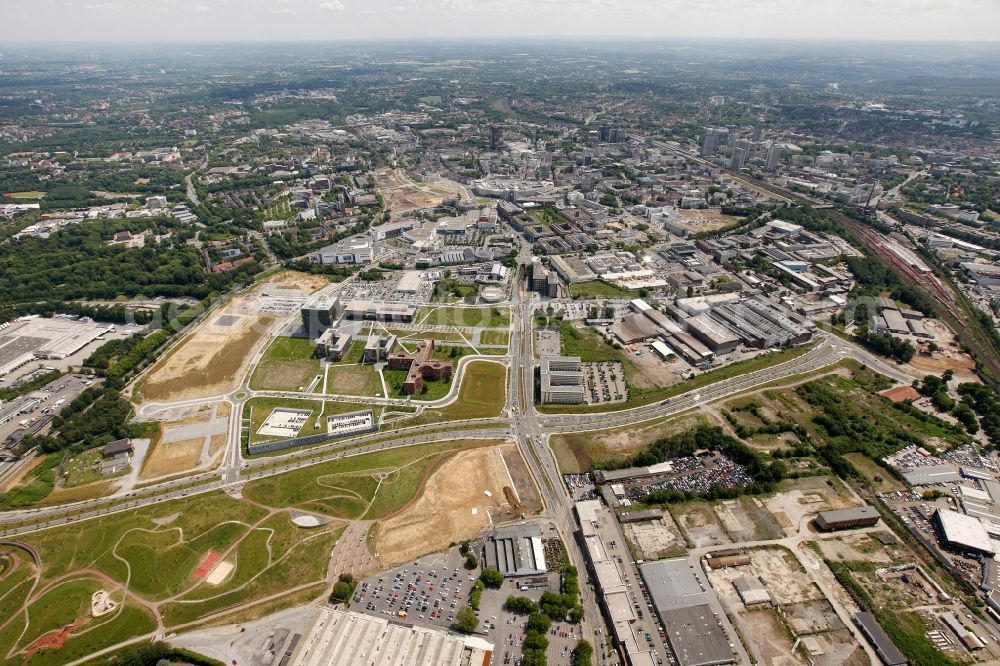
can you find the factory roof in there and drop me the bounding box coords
[290,607,492,666]
[935,508,995,555]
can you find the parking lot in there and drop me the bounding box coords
[350,544,588,665]
[583,362,627,405]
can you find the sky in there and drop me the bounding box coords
[1,0,999,42]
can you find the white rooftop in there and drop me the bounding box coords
[937,508,995,555]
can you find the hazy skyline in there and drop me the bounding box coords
[2,0,999,43]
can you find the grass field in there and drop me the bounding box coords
[243,439,485,518]
[479,330,511,347]
[568,279,638,299]
[249,336,321,392]
[3,190,45,199]
[327,363,382,397]
[0,435,506,659]
[389,328,468,343]
[417,306,510,328]
[551,412,709,473]
[419,95,443,104]
[0,493,264,657]
[332,341,365,365]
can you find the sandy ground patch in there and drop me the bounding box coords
[905,319,978,381]
[0,455,45,492]
[622,514,687,559]
[138,272,327,404]
[749,548,818,605]
[765,478,857,533]
[672,503,732,548]
[373,447,513,566]
[139,309,275,402]
[677,209,743,232]
[501,445,542,514]
[209,434,227,457]
[373,169,466,214]
[814,533,893,565]
[140,437,203,479]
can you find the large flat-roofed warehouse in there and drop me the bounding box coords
[344,299,418,323]
[853,612,908,666]
[640,558,737,666]
[539,355,585,404]
[483,524,547,577]
[933,508,996,556]
[710,298,812,348]
[686,314,740,354]
[0,316,113,375]
[301,292,342,336]
[395,271,422,294]
[815,505,881,530]
[290,607,493,666]
[900,464,960,486]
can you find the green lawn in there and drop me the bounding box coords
[417,306,510,328]
[326,363,383,397]
[389,328,468,343]
[249,336,322,391]
[332,340,366,365]
[3,190,45,199]
[0,493,265,653]
[479,330,511,346]
[242,440,478,515]
[560,321,622,362]
[568,279,638,299]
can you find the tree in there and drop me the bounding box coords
[571,640,594,666]
[465,553,479,570]
[455,606,478,633]
[480,568,504,588]
[504,596,539,615]
[329,573,356,604]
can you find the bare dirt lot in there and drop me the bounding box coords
[765,477,859,533]
[373,169,467,214]
[139,310,275,403]
[677,209,744,233]
[672,503,732,548]
[373,446,515,566]
[501,445,543,514]
[137,272,327,403]
[141,437,204,479]
[905,318,978,382]
[750,547,817,605]
[815,533,894,565]
[623,514,688,559]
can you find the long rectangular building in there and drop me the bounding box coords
[854,612,908,666]
[815,505,881,530]
[539,355,585,404]
[290,607,493,666]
